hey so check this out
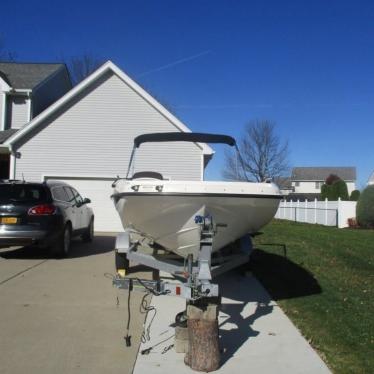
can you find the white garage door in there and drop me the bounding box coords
[44,177,123,232]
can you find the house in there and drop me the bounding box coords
[2,61,214,231]
[291,167,357,195]
[0,63,71,130]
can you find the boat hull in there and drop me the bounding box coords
[113,190,281,260]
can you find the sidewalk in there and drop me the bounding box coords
[133,271,331,374]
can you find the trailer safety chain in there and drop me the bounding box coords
[162,344,174,354]
[140,292,157,343]
[134,277,171,344]
[135,277,171,296]
[140,334,175,355]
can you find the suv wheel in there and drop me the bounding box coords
[53,224,71,257]
[82,218,94,243]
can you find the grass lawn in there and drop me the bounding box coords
[251,219,373,374]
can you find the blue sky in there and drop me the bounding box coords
[2,0,374,187]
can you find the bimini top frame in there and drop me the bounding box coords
[125,132,248,181]
[134,132,236,148]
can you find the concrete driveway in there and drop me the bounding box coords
[0,235,147,374]
[1,237,331,374]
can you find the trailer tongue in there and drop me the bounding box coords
[113,214,253,371]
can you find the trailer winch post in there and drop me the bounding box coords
[182,215,220,371]
[113,215,253,371]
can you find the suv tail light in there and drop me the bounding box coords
[28,204,57,216]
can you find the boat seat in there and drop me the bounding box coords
[131,171,164,180]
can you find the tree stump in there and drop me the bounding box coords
[184,304,220,372]
[175,325,189,353]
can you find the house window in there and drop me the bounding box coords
[295,181,300,187]
[315,181,322,189]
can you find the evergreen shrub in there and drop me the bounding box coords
[321,175,349,200]
[356,185,374,228]
[350,190,360,201]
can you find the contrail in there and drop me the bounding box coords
[137,50,211,77]
[175,103,273,109]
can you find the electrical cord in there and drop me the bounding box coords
[109,272,171,348]
[124,279,132,346]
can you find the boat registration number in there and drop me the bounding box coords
[0,217,18,224]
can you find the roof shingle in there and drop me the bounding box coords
[292,167,356,181]
[0,63,65,89]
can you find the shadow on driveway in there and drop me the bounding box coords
[0,235,115,260]
[217,271,274,365]
[216,247,322,365]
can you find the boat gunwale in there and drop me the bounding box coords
[112,192,283,199]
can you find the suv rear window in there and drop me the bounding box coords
[0,184,49,203]
[51,187,68,202]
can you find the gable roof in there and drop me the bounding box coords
[0,71,11,86]
[5,61,214,156]
[0,129,18,144]
[0,62,66,89]
[292,167,356,181]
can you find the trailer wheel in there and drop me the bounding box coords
[115,251,129,277]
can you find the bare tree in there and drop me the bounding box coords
[66,54,104,85]
[223,119,289,182]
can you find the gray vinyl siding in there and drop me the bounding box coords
[32,67,72,118]
[13,71,203,182]
[6,95,29,129]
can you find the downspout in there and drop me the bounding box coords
[1,92,6,131]
[27,92,33,121]
[8,144,16,180]
[200,154,204,181]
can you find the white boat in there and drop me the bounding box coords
[112,132,282,260]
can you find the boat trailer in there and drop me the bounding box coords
[112,215,253,371]
[112,215,252,300]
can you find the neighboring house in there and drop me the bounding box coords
[2,61,214,231]
[291,167,357,195]
[0,63,71,179]
[368,171,374,185]
[0,63,71,130]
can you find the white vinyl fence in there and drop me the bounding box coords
[275,198,357,228]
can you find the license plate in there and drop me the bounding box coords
[0,217,18,224]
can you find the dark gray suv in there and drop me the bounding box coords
[0,180,94,256]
